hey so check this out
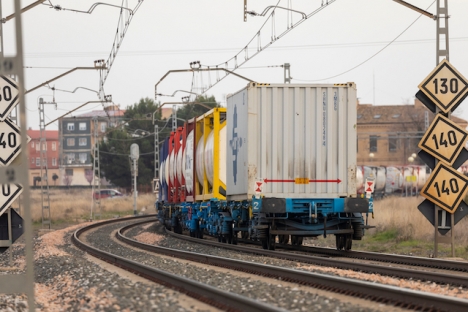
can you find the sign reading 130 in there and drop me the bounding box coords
[432,77,459,95]
[420,162,468,214]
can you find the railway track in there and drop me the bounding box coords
[118,219,468,311]
[72,215,285,312]
[166,227,468,283]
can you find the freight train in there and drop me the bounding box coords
[156,82,373,251]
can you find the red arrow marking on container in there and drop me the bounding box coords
[309,179,342,183]
[264,179,342,184]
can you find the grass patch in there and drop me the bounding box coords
[369,229,399,242]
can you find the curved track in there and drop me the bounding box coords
[163,227,468,287]
[118,220,468,311]
[72,215,285,312]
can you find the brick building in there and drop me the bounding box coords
[27,129,60,186]
[356,99,468,166]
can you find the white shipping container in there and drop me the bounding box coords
[226,82,358,200]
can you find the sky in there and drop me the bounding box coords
[2,0,468,130]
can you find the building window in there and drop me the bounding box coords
[52,158,57,166]
[31,142,35,148]
[101,122,107,132]
[389,138,397,152]
[79,138,87,146]
[42,143,47,151]
[65,169,73,176]
[67,123,75,131]
[66,153,75,164]
[373,114,381,119]
[370,135,378,152]
[31,157,34,164]
[36,142,40,151]
[79,122,86,131]
[79,153,87,163]
[36,157,40,166]
[67,138,75,146]
[52,142,56,151]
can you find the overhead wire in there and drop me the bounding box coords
[292,0,437,82]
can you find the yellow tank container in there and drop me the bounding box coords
[194,108,227,201]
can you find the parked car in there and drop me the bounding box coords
[93,189,123,199]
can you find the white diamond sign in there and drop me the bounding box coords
[0,183,23,217]
[0,76,19,121]
[0,119,30,166]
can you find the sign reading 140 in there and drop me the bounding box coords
[421,162,468,214]
[0,132,17,148]
[418,114,468,166]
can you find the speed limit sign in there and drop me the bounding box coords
[0,76,19,122]
[418,59,468,113]
[0,119,29,166]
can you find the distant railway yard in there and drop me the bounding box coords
[1,214,468,311]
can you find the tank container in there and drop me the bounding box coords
[194,108,227,201]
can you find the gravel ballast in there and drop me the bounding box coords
[0,221,215,311]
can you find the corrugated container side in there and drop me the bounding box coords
[226,83,357,200]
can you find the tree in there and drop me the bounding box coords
[176,95,219,121]
[97,96,219,188]
[52,173,58,185]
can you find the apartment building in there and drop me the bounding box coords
[59,106,125,186]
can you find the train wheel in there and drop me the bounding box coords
[232,232,238,245]
[218,235,222,242]
[291,235,297,245]
[241,231,249,239]
[345,235,352,250]
[279,235,289,244]
[335,235,345,250]
[197,230,204,239]
[296,236,303,246]
[261,239,268,249]
[190,231,195,237]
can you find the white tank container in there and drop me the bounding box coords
[204,129,227,187]
[169,151,175,185]
[176,148,183,184]
[185,130,195,193]
[196,134,205,185]
[164,154,170,186]
[385,166,404,194]
[226,82,358,200]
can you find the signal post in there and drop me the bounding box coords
[416,59,468,257]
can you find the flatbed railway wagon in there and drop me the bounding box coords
[157,82,372,251]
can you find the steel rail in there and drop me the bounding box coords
[118,221,468,311]
[72,216,283,312]
[159,229,468,287]
[282,244,468,272]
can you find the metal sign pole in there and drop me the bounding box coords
[435,0,453,257]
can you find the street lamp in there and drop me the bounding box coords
[408,156,414,164]
[369,153,374,163]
